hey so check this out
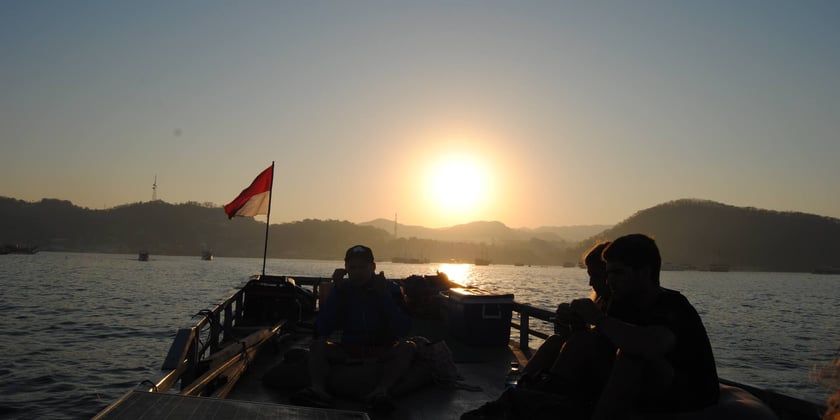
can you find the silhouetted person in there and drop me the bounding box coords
[517,241,612,386]
[561,234,719,418]
[463,234,718,419]
[292,245,415,412]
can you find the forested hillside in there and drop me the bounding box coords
[575,199,840,272]
[2,197,838,272]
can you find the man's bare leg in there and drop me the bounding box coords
[308,339,346,399]
[520,334,566,382]
[590,350,673,420]
[366,340,417,399]
[548,330,613,388]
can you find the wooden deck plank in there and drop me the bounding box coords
[94,391,371,420]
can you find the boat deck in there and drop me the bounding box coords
[94,275,828,420]
[97,315,522,420]
[226,317,522,420]
[95,391,373,420]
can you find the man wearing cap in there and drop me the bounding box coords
[462,234,718,419]
[293,245,414,411]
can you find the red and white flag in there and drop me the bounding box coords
[224,164,273,219]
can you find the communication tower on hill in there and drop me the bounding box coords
[152,175,157,201]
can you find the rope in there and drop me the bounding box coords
[193,309,224,357]
[140,379,158,392]
[194,309,222,331]
[239,341,250,367]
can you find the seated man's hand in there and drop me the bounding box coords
[570,298,604,326]
[332,268,348,285]
[556,302,585,330]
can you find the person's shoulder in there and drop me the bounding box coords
[658,288,704,320]
[659,287,686,300]
[656,288,695,309]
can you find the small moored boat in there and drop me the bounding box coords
[1,244,39,254]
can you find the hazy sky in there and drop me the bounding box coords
[2,1,838,228]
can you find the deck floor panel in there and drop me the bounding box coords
[96,391,371,420]
[224,318,515,419]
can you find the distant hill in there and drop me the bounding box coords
[360,219,606,243]
[2,196,839,271]
[526,225,613,243]
[573,199,840,272]
[0,198,390,259]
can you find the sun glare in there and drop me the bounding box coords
[427,155,488,218]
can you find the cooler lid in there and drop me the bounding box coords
[448,287,514,301]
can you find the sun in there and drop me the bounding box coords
[427,155,488,217]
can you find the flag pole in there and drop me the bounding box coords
[261,161,275,276]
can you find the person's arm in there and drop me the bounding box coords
[571,298,675,358]
[316,269,347,337]
[556,302,586,331]
[372,276,412,336]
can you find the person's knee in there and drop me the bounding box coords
[393,339,417,359]
[310,340,348,364]
[561,330,613,360]
[543,334,566,351]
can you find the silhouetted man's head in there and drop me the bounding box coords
[602,234,661,302]
[344,245,376,285]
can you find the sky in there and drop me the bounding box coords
[2,1,839,228]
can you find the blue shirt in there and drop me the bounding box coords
[316,276,412,346]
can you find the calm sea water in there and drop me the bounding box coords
[1,252,838,419]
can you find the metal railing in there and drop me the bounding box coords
[510,302,557,354]
[152,275,325,395]
[154,287,245,393]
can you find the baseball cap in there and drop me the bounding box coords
[344,245,374,262]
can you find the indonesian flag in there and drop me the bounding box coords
[224,164,273,219]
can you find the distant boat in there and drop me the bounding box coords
[662,262,692,271]
[474,258,491,266]
[201,250,214,261]
[562,261,575,268]
[391,256,428,264]
[138,250,149,261]
[1,244,39,255]
[708,263,730,272]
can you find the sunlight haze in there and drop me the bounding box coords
[2,1,838,228]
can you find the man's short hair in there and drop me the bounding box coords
[603,234,661,285]
[345,245,375,263]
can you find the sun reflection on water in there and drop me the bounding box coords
[434,263,474,286]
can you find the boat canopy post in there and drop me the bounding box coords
[261,161,275,276]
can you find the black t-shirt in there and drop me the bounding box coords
[608,288,719,411]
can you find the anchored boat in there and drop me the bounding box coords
[93,273,827,420]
